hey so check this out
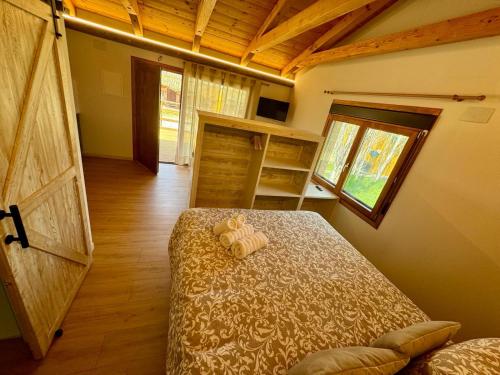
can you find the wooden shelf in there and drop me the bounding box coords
[253,196,300,210]
[305,183,339,200]
[263,158,310,171]
[191,113,326,212]
[256,182,302,197]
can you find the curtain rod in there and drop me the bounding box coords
[323,90,486,102]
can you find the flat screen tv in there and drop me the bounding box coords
[257,97,289,122]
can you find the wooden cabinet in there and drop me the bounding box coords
[190,112,338,217]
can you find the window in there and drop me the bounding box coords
[315,101,441,227]
[176,62,255,165]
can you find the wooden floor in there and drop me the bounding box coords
[0,158,190,375]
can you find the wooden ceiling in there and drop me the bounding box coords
[65,0,500,78]
[65,0,396,75]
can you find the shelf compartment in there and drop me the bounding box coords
[253,196,300,211]
[256,182,301,197]
[195,125,265,208]
[256,168,308,197]
[300,198,337,220]
[265,135,318,171]
[305,183,339,200]
[262,157,310,172]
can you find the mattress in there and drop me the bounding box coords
[166,209,428,374]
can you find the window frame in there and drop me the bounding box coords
[314,100,442,228]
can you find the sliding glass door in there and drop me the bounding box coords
[159,69,183,164]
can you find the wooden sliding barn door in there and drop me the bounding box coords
[132,57,161,174]
[0,0,93,358]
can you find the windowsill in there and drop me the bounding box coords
[312,174,382,228]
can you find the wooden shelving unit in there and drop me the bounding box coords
[190,112,338,218]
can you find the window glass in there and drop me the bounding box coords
[342,128,409,209]
[316,121,359,185]
[314,102,438,227]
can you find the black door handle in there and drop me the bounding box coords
[0,205,30,249]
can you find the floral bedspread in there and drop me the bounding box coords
[166,209,428,374]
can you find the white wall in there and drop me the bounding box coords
[67,30,293,160]
[67,29,184,159]
[289,0,500,340]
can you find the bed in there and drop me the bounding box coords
[166,209,429,374]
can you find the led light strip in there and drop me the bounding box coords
[63,15,295,86]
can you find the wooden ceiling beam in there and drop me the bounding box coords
[281,0,397,76]
[193,0,218,52]
[63,0,76,16]
[119,0,143,36]
[64,16,295,87]
[298,6,500,69]
[240,0,288,66]
[249,0,378,55]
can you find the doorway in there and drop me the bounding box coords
[132,57,184,174]
[159,69,183,164]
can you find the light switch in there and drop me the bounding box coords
[459,107,495,124]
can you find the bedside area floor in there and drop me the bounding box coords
[0,157,190,375]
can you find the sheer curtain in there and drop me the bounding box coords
[176,62,256,165]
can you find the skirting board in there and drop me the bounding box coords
[82,153,133,161]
